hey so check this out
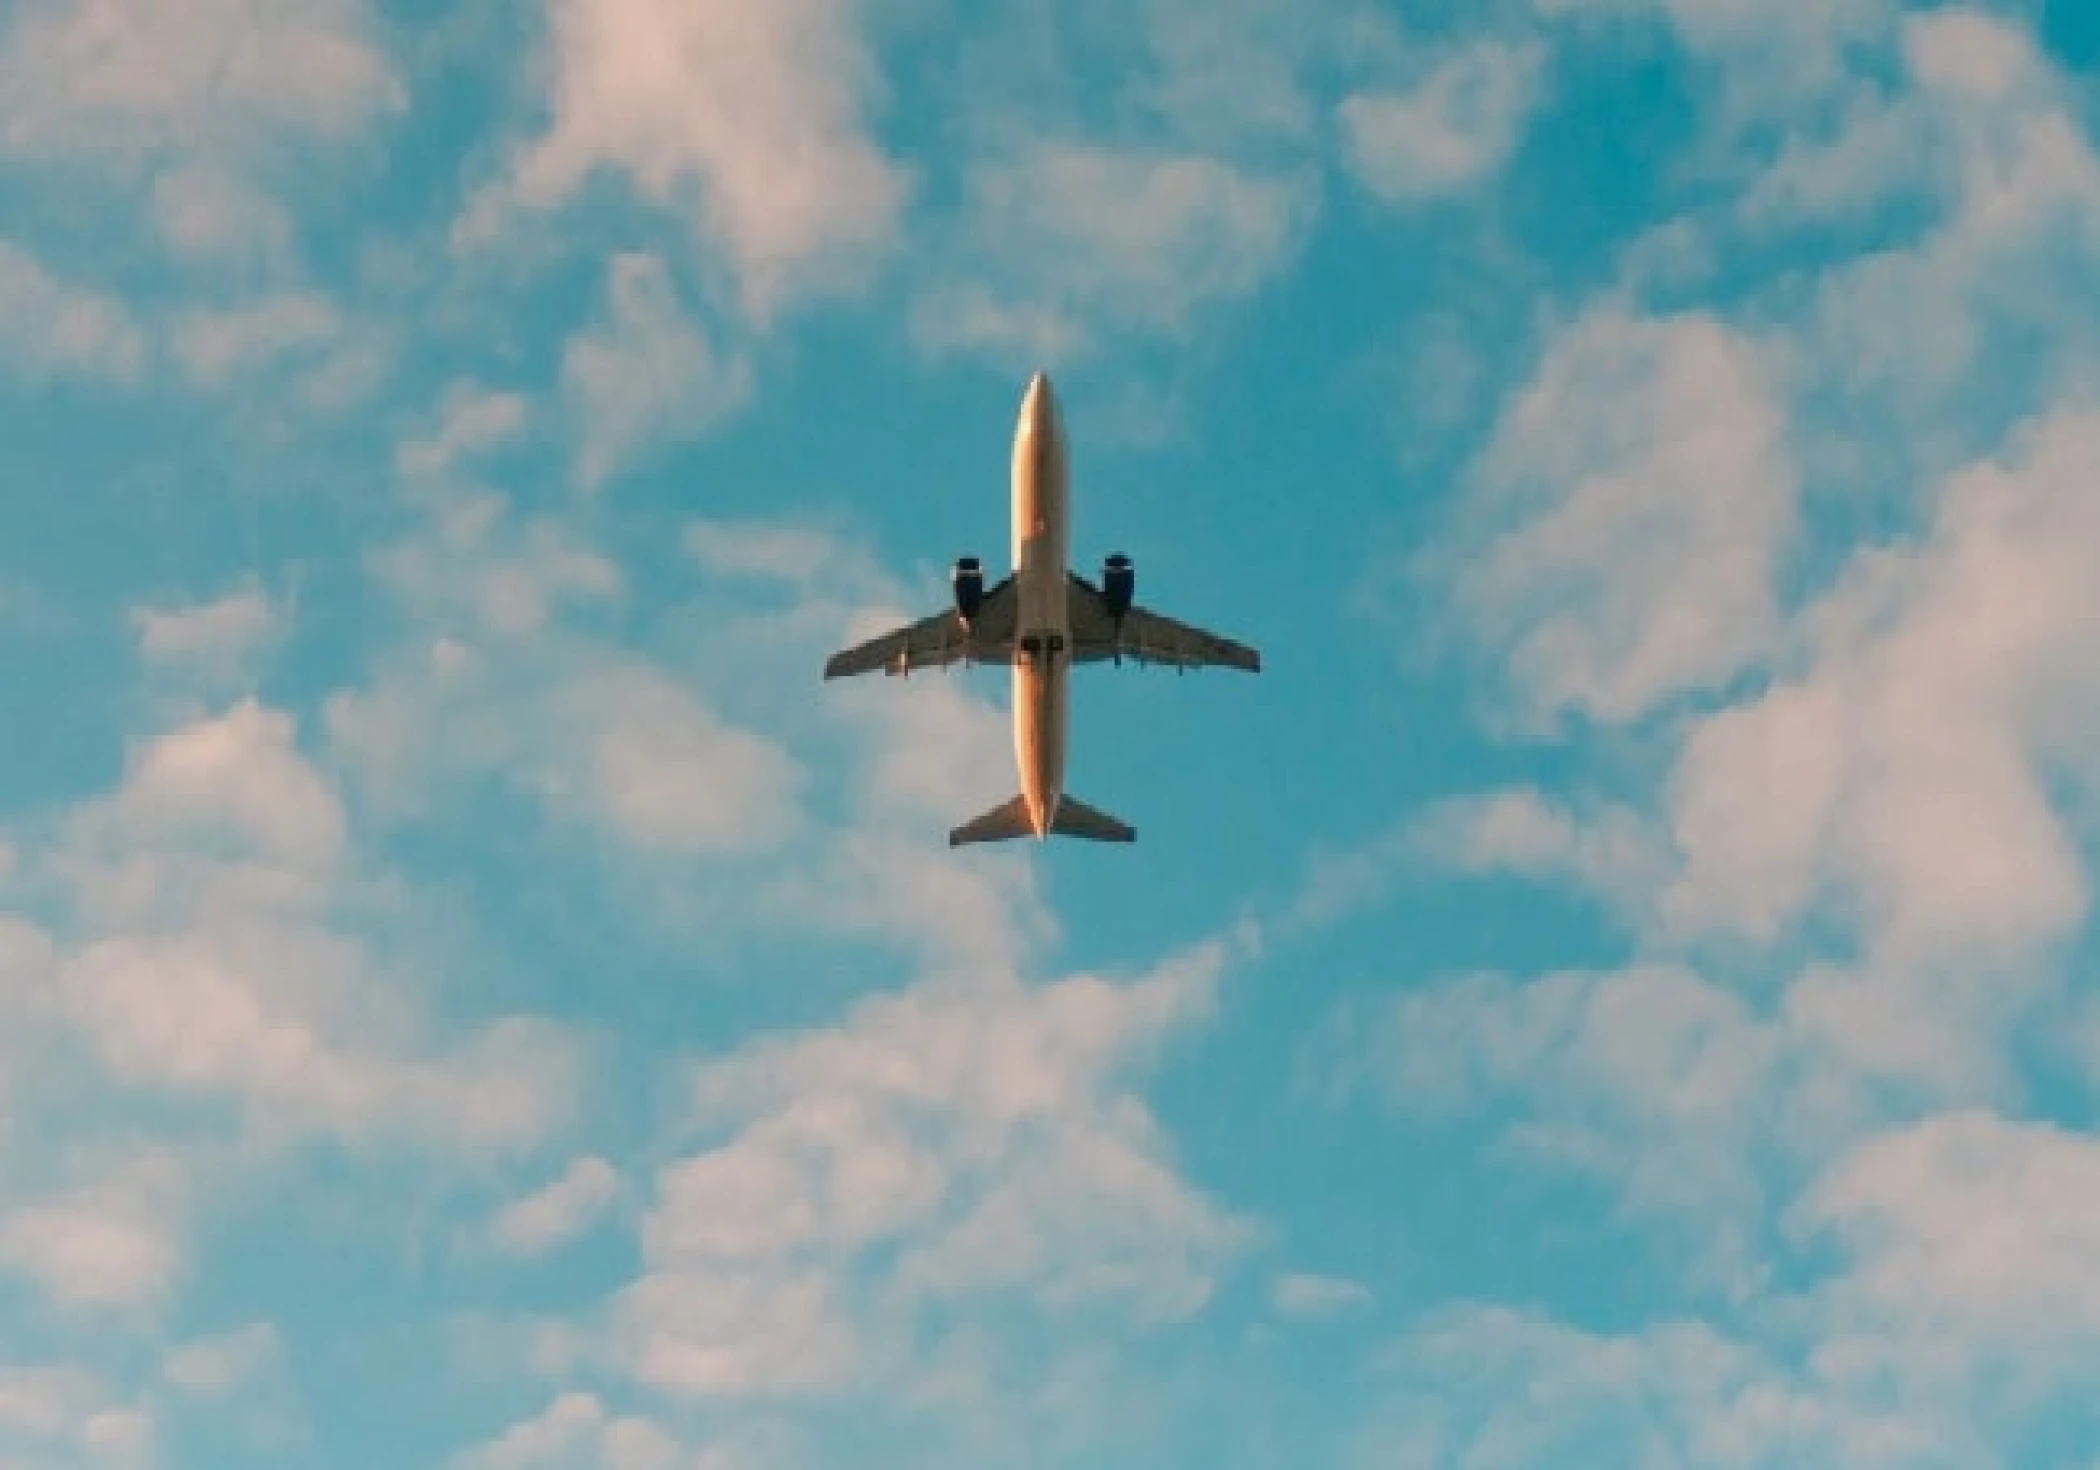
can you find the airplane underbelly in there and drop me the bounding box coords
[1014,661,1065,829]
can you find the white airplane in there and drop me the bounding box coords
[823,371,1260,847]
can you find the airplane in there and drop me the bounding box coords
[822,371,1260,847]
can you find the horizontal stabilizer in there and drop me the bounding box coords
[949,795,1034,848]
[947,794,1137,847]
[1050,794,1135,843]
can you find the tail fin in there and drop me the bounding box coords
[947,794,1136,847]
[949,795,1034,848]
[1050,794,1135,843]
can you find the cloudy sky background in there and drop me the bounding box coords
[2,0,2099,1465]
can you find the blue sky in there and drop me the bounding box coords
[1,0,2099,1465]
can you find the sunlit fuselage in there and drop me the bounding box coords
[1009,372,1069,838]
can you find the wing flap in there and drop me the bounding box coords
[1065,574,1261,672]
[824,576,1018,679]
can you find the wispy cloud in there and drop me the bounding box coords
[1272,1271,1372,1319]
[562,253,750,493]
[913,144,1313,362]
[485,1157,622,1260]
[133,582,287,697]
[0,0,403,166]
[0,242,147,383]
[1338,39,1545,203]
[455,1391,683,1470]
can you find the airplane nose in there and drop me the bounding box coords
[1022,371,1055,433]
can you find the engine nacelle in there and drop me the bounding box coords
[1102,553,1134,618]
[952,555,985,622]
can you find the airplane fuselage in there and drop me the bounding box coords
[1010,372,1069,837]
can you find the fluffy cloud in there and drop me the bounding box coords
[47,702,583,1155]
[331,637,803,860]
[1801,1112,2100,1357]
[1663,408,2100,1104]
[461,0,907,315]
[603,941,1247,1402]
[1443,307,1796,728]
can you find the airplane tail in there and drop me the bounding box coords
[1050,794,1135,843]
[948,794,1136,847]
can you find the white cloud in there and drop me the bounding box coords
[41,699,585,1159]
[1902,8,2033,100]
[171,293,341,385]
[397,382,531,481]
[559,666,804,855]
[462,0,907,316]
[562,253,750,493]
[1692,8,2100,460]
[333,636,803,859]
[0,241,147,383]
[149,166,295,269]
[1329,963,1791,1293]
[685,520,854,593]
[162,1322,283,1398]
[487,1157,621,1259]
[1280,787,1659,936]
[1339,40,1544,203]
[1800,1112,2100,1356]
[456,1392,682,1470]
[1665,407,2100,974]
[1446,307,1796,728]
[913,144,1312,362]
[1352,1301,1968,1469]
[0,0,402,282]
[366,497,622,642]
[602,940,1246,1401]
[75,700,345,872]
[1533,0,1895,117]
[0,0,403,166]
[1416,787,1663,907]
[1272,1272,1372,1319]
[0,1149,187,1311]
[133,584,285,694]
[0,1365,154,1467]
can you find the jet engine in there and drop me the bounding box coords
[1102,553,1134,618]
[952,556,985,621]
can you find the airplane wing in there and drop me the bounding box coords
[1066,573,1261,672]
[823,575,1019,678]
